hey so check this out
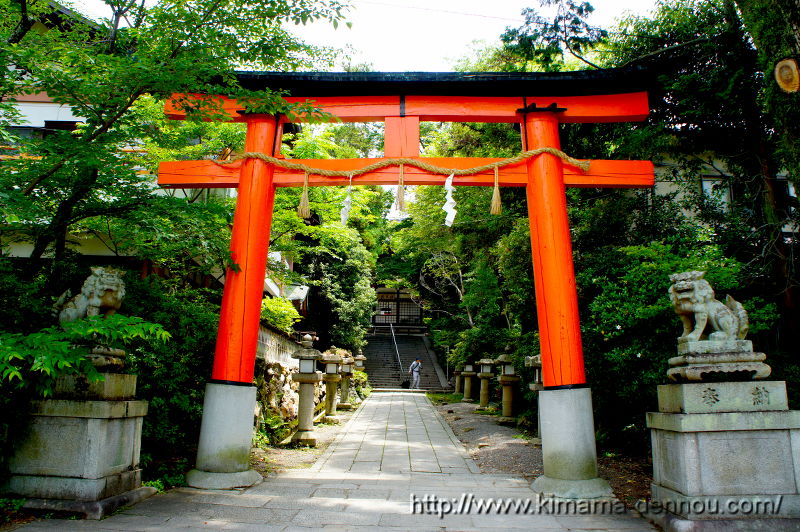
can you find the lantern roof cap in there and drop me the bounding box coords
[321,353,343,364]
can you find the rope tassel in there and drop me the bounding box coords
[395,163,405,212]
[490,166,502,215]
[297,171,311,219]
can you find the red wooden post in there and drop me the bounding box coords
[523,112,586,388]
[212,115,278,383]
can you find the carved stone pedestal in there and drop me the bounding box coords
[453,371,462,394]
[292,372,323,446]
[339,374,353,411]
[648,381,800,530]
[498,374,520,424]
[323,373,342,424]
[6,373,154,519]
[461,371,476,403]
[477,373,493,408]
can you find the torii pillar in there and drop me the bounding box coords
[158,71,654,495]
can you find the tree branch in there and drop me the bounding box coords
[8,0,34,45]
[22,88,146,195]
[618,36,711,68]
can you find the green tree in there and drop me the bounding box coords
[0,0,346,287]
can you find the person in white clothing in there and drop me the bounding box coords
[408,358,422,389]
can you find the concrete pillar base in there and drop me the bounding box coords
[322,416,340,424]
[498,416,516,426]
[188,382,260,490]
[531,475,612,499]
[533,387,611,499]
[338,402,353,411]
[291,430,317,447]
[186,469,262,490]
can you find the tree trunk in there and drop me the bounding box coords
[29,168,99,289]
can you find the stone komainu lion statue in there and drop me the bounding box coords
[55,267,126,324]
[669,271,748,343]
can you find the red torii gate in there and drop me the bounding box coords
[158,71,654,493]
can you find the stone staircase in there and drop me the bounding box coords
[362,335,443,390]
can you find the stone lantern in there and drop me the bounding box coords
[477,358,496,408]
[354,350,367,369]
[453,366,463,394]
[495,354,520,423]
[338,353,355,411]
[461,363,477,403]
[290,335,323,446]
[321,350,343,423]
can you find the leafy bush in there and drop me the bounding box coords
[351,369,371,399]
[120,276,221,486]
[260,297,301,333]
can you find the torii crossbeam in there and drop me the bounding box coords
[159,71,655,495]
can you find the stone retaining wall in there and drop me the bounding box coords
[256,324,299,369]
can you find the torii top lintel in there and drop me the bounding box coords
[165,69,652,124]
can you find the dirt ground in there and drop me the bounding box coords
[251,408,356,476]
[436,400,652,508]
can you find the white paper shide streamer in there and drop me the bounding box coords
[443,173,457,227]
[340,175,353,225]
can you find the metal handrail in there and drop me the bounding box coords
[389,323,403,377]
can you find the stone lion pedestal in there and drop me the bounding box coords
[6,364,153,519]
[5,268,154,519]
[647,271,800,530]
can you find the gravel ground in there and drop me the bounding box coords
[438,402,544,480]
[435,399,652,508]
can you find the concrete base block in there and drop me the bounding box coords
[322,416,340,424]
[338,402,353,411]
[8,470,141,501]
[194,382,257,474]
[531,475,613,499]
[498,416,516,426]
[648,413,800,498]
[185,469,262,490]
[22,486,156,520]
[7,398,147,503]
[533,387,610,499]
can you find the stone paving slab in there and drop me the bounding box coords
[15,391,656,531]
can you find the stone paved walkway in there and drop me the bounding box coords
[17,392,655,531]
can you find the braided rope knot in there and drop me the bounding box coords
[217,147,590,176]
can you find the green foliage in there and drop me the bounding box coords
[351,369,371,399]
[260,297,301,333]
[427,392,464,405]
[256,411,291,445]
[0,496,25,523]
[501,0,607,71]
[0,0,346,273]
[0,314,168,396]
[121,276,220,477]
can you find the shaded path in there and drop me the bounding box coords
[17,392,655,531]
